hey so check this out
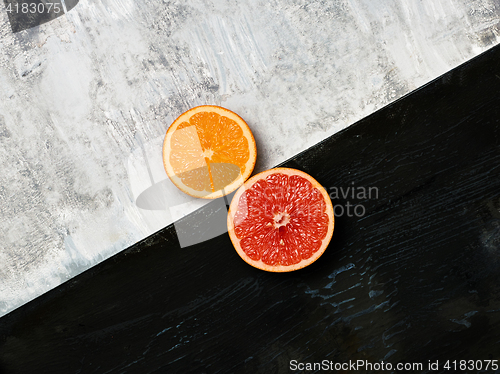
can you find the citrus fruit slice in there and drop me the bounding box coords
[163,105,257,199]
[227,168,334,272]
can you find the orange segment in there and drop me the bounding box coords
[163,105,257,199]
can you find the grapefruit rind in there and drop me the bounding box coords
[227,168,335,272]
[163,105,257,199]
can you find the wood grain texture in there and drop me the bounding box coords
[2,0,500,318]
[0,44,500,374]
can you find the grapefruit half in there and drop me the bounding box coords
[227,168,334,272]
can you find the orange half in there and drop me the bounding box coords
[163,105,257,199]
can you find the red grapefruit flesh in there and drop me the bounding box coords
[227,168,334,272]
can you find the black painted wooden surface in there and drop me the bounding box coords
[1,44,500,374]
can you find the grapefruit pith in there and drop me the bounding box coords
[227,168,334,272]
